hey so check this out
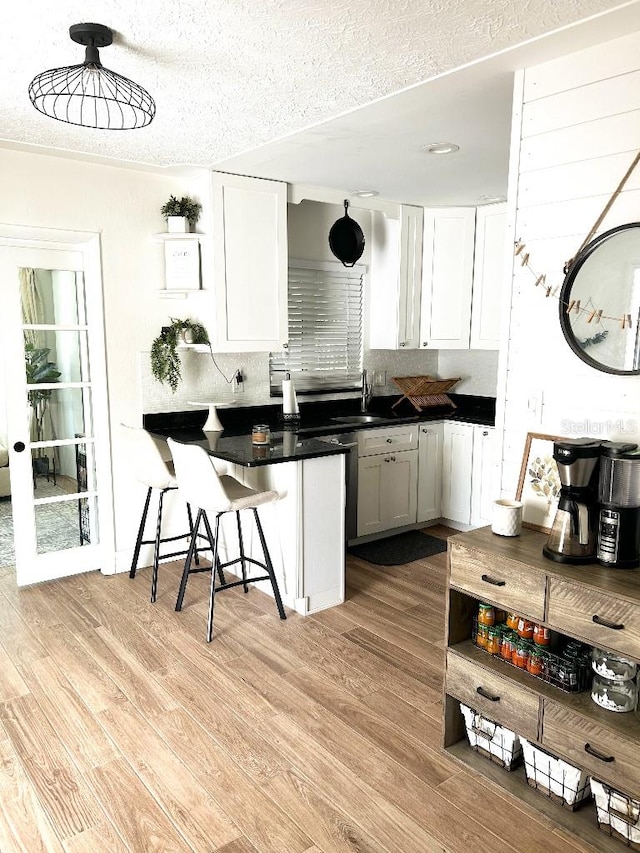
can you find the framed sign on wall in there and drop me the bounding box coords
[163,239,201,291]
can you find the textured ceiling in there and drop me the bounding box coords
[0,0,633,173]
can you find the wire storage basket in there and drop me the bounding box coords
[520,738,591,810]
[591,779,640,849]
[460,703,522,771]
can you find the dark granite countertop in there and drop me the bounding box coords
[144,393,496,467]
[149,427,349,468]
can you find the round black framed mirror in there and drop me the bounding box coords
[559,222,640,375]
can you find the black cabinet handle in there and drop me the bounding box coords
[585,743,615,763]
[13,442,26,453]
[481,574,506,587]
[592,614,624,630]
[386,438,393,443]
[476,686,500,702]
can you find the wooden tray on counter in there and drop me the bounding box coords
[391,375,461,411]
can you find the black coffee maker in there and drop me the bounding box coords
[597,443,640,568]
[543,438,602,564]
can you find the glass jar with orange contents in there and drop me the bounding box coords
[476,624,489,649]
[533,624,550,646]
[506,612,519,631]
[478,603,495,627]
[513,639,530,669]
[486,626,501,656]
[500,630,516,662]
[527,648,544,677]
[517,617,534,640]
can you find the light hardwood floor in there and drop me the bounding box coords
[0,527,592,853]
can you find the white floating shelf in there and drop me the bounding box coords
[153,232,203,242]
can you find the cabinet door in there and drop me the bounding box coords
[369,206,422,350]
[212,172,288,351]
[420,208,476,350]
[417,422,443,523]
[441,422,474,524]
[470,203,507,350]
[383,449,418,531]
[470,426,495,528]
[357,455,385,536]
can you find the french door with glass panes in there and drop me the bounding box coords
[0,244,114,585]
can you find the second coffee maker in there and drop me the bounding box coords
[543,438,602,564]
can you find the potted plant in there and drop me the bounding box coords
[160,194,202,233]
[150,318,209,392]
[25,342,61,475]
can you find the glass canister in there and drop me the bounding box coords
[252,424,271,445]
[591,648,638,682]
[591,673,638,712]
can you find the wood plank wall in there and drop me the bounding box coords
[497,29,640,495]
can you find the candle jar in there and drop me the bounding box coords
[252,424,271,445]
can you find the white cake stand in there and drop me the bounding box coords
[187,400,238,432]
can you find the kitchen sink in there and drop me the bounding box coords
[330,414,387,425]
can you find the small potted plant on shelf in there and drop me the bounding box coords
[160,194,202,233]
[150,318,209,393]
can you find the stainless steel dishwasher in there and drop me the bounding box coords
[316,433,358,540]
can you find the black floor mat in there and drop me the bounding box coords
[348,530,447,566]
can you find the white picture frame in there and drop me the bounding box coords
[164,240,201,290]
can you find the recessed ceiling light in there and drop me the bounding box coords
[422,142,460,155]
[351,190,379,198]
[479,194,507,203]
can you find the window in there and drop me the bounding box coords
[270,260,364,394]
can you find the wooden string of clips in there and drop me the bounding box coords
[391,376,461,412]
[516,148,640,331]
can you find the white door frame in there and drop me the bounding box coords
[0,224,115,583]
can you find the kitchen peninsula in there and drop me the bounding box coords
[146,413,349,616]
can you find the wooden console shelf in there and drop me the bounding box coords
[443,526,640,853]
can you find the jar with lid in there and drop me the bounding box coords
[477,604,495,627]
[592,648,638,682]
[486,626,501,656]
[591,673,638,713]
[475,623,489,649]
[513,639,530,669]
[252,424,271,445]
[506,612,519,630]
[500,630,516,662]
[527,648,544,677]
[517,617,534,640]
[533,624,550,646]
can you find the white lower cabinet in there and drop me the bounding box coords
[441,422,475,524]
[357,450,418,536]
[470,425,496,527]
[441,421,495,527]
[417,421,443,523]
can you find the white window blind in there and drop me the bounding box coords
[270,260,364,394]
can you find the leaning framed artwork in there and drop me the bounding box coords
[515,432,562,532]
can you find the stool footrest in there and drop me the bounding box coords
[215,575,271,593]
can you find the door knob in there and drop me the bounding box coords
[13,442,26,452]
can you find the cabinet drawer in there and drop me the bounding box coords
[542,700,640,797]
[358,425,418,456]
[547,578,640,660]
[449,542,546,621]
[446,651,539,740]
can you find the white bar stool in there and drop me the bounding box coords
[122,425,213,603]
[167,438,287,642]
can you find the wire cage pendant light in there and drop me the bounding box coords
[28,23,156,130]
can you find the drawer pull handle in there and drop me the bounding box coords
[585,743,615,763]
[592,615,625,630]
[476,686,500,702]
[481,574,506,587]
[386,438,393,443]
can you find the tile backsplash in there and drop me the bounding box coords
[141,345,498,412]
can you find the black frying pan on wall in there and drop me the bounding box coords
[329,199,365,267]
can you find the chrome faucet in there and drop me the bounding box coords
[361,369,373,412]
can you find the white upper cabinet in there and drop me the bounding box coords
[369,205,423,349]
[470,203,507,350]
[212,172,288,352]
[419,207,476,350]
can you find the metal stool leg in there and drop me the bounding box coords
[202,512,221,642]
[151,488,168,603]
[186,502,200,567]
[130,487,152,579]
[175,509,201,611]
[253,508,286,620]
[236,511,249,593]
